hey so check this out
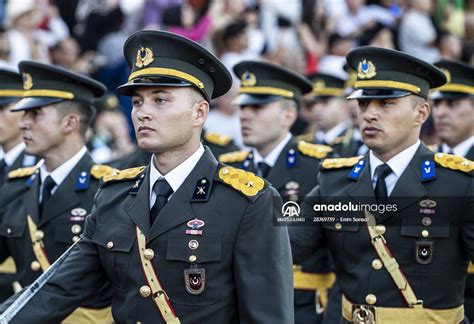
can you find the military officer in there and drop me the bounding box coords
[0,68,36,302]
[289,46,473,323]
[0,68,36,187]
[0,62,114,322]
[113,129,240,169]
[219,61,334,324]
[299,72,366,157]
[0,30,293,323]
[430,59,474,321]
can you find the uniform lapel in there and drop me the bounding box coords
[38,154,93,227]
[346,156,376,205]
[126,166,151,236]
[266,138,296,191]
[466,145,474,161]
[147,148,218,242]
[22,174,41,224]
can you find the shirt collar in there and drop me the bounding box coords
[442,136,474,157]
[40,146,88,186]
[370,140,420,180]
[1,142,25,167]
[149,144,205,194]
[252,133,292,167]
[316,120,351,144]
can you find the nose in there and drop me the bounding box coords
[134,102,152,122]
[361,100,379,123]
[239,105,254,121]
[432,101,449,119]
[19,112,30,130]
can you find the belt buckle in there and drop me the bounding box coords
[351,304,376,324]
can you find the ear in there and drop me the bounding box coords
[414,101,430,126]
[62,113,81,134]
[193,100,209,127]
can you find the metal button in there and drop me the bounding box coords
[6,228,11,235]
[222,168,229,175]
[144,249,154,260]
[107,241,114,249]
[375,225,386,235]
[188,240,199,250]
[189,255,197,262]
[31,260,41,271]
[71,224,82,234]
[335,223,342,230]
[72,236,80,242]
[372,259,383,270]
[421,230,429,238]
[35,230,44,241]
[139,285,151,297]
[365,294,377,305]
[422,217,431,226]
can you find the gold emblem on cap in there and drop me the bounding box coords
[241,71,257,87]
[440,68,451,83]
[135,47,154,68]
[357,59,377,79]
[23,72,33,90]
[313,79,325,91]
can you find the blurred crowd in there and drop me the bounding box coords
[0,0,472,163]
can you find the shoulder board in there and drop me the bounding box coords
[102,166,146,183]
[90,164,120,180]
[218,166,265,198]
[434,153,473,174]
[218,150,250,164]
[426,144,438,152]
[321,156,364,169]
[204,132,232,146]
[296,133,314,143]
[8,166,38,179]
[298,141,332,159]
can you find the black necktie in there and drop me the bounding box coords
[40,176,56,217]
[257,162,271,178]
[0,159,7,184]
[150,178,173,224]
[374,164,392,204]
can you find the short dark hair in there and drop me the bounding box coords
[223,20,247,45]
[54,101,96,137]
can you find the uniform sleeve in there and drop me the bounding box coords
[233,187,294,324]
[288,185,325,264]
[462,177,474,262]
[5,191,110,323]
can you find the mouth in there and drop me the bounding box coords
[362,126,381,136]
[241,126,252,136]
[137,126,155,134]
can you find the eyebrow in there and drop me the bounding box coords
[131,89,173,97]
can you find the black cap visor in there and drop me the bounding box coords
[234,93,284,106]
[347,89,412,100]
[430,91,472,101]
[11,97,64,112]
[0,97,21,106]
[116,76,193,96]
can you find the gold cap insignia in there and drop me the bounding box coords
[440,68,451,83]
[241,71,256,87]
[357,60,377,79]
[23,73,33,90]
[135,47,154,68]
[313,79,325,91]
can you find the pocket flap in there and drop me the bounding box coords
[166,234,222,263]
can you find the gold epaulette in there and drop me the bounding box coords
[218,166,265,197]
[90,164,119,179]
[468,262,474,274]
[321,156,363,169]
[8,166,38,179]
[103,166,146,183]
[218,150,250,164]
[434,153,473,173]
[298,141,332,159]
[204,132,233,146]
[296,133,314,143]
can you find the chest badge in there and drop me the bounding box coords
[184,268,206,295]
[186,218,205,235]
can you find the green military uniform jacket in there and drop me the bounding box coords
[0,153,112,308]
[290,144,474,317]
[5,148,293,323]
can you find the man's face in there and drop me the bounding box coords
[432,98,473,146]
[0,101,22,146]
[131,87,197,154]
[240,99,293,149]
[20,105,65,156]
[357,95,425,155]
[309,97,344,132]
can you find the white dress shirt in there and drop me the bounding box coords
[39,146,88,202]
[149,144,205,209]
[315,121,352,145]
[0,142,25,167]
[441,136,473,157]
[369,140,420,196]
[252,133,292,170]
